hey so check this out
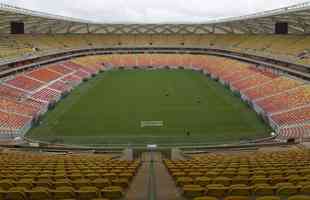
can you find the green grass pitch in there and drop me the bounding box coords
[27,69,271,146]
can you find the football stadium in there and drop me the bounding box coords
[0,0,310,199]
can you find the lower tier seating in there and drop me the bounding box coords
[270,106,310,126]
[277,125,310,141]
[243,77,304,101]
[165,149,310,200]
[6,75,44,92]
[0,110,31,130]
[0,98,40,117]
[48,80,72,93]
[256,86,310,114]
[0,150,141,200]
[31,88,61,103]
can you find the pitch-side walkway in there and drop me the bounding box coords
[125,152,184,200]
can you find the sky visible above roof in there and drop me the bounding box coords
[2,0,309,23]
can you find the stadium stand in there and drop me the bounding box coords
[31,88,61,103]
[164,148,310,200]
[47,64,74,75]
[3,34,310,66]
[243,77,305,101]
[3,2,310,199]
[0,111,32,133]
[0,84,27,100]
[0,55,106,137]
[230,70,277,92]
[0,34,297,64]
[26,68,62,83]
[270,106,310,127]
[255,86,310,114]
[0,98,40,117]
[48,80,72,93]
[1,53,309,140]
[0,149,140,200]
[277,125,310,140]
[6,75,44,92]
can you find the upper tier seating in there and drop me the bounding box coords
[3,34,310,65]
[0,150,140,200]
[165,149,310,199]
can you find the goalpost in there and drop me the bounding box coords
[140,121,164,128]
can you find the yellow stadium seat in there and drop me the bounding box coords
[0,179,14,190]
[276,185,299,196]
[85,174,100,180]
[91,198,110,200]
[288,175,306,184]
[72,178,90,189]
[119,173,133,180]
[231,177,248,185]
[222,172,236,178]
[298,182,310,187]
[27,187,52,200]
[224,196,250,200]
[34,180,53,188]
[270,176,288,185]
[5,187,27,200]
[288,195,310,200]
[206,172,219,178]
[183,185,205,198]
[300,185,310,194]
[206,184,228,197]
[102,173,117,179]
[189,172,204,178]
[253,184,275,196]
[54,179,73,188]
[101,186,123,199]
[52,186,76,200]
[256,196,281,200]
[251,177,270,185]
[213,177,231,186]
[92,178,110,189]
[228,184,252,196]
[76,186,99,200]
[196,177,212,186]
[15,179,33,189]
[176,177,194,186]
[193,196,218,200]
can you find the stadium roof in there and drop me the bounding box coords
[1,2,310,34]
